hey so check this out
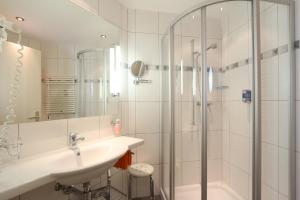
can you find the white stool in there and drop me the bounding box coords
[128,163,154,200]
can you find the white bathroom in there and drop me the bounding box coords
[0,0,300,200]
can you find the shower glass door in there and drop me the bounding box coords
[260,0,294,199]
[205,2,253,200]
[172,8,203,200]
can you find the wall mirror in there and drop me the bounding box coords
[0,0,121,124]
[131,60,145,78]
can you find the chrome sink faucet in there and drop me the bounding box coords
[68,132,85,150]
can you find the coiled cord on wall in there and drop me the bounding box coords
[0,33,24,157]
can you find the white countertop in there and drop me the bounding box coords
[0,136,144,200]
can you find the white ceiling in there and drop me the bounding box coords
[117,0,204,13]
[0,0,120,48]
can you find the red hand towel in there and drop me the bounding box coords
[114,150,133,170]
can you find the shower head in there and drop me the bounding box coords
[207,43,217,50]
[192,43,218,56]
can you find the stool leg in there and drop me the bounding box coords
[107,169,111,200]
[128,174,132,200]
[150,176,154,200]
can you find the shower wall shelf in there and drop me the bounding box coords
[215,85,229,89]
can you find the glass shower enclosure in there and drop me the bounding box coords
[161,0,296,200]
[77,49,109,117]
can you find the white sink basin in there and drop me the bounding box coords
[0,136,144,200]
[51,142,128,184]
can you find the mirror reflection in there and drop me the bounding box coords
[0,0,121,124]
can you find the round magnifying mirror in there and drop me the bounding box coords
[131,60,145,78]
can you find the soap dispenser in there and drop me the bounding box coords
[112,118,121,136]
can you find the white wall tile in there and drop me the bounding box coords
[41,44,58,59]
[135,70,161,101]
[136,133,159,164]
[159,13,176,35]
[120,67,129,101]
[181,71,193,101]
[228,66,250,101]
[278,147,289,196]
[121,6,128,31]
[100,115,114,138]
[135,33,159,65]
[120,30,128,64]
[278,4,289,47]
[182,161,200,185]
[278,53,291,100]
[222,130,230,162]
[162,133,171,162]
[174,102,182,133]
[222,102,230,131]
[279,194,289,200]
[222,161,231,185]
[230,165,249,199]
[45,59,58,76]
[228,24,250,64]
[208,159,222,182]
[19,120,67,158]
[207,18,222,39]
[68,116,100,141]
[182,131,200,162]
[181,12,201,37]
[58,45,75,59]
[135,10,158,34]
[127,9,136,32]
[278,101,289,149]
[262,142,279,190]
[229,101,250,136]
[58,59,75,76]
[175,162,182,186]
[261,101,279,145]
[128,102,136,134]
[181,101,197,132]
[262,184,279,200]
[227,1,250,34]
[208,131,222,159]
[230,133,250,173]
[260,5,278,52]
[135,102,159,134]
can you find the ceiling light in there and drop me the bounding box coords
[16,17,24,22]
[220,7,223,11]
[100,34,107,39]
[192,15,195,19]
